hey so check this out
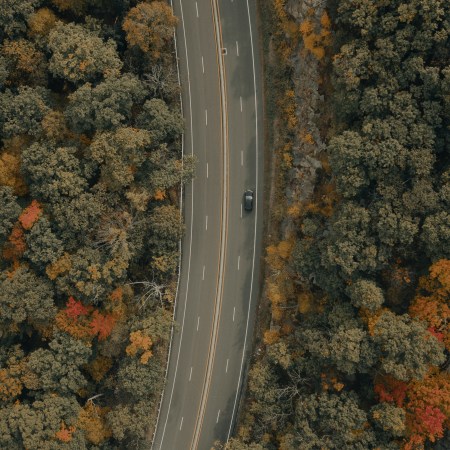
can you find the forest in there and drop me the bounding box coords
[219,0,450,449]
[0,0,192,448]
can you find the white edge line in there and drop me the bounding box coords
[227,0,259,441]
[153,0,195,448]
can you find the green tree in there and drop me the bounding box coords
[148,204,184,252]
[295,392,376,449]
[0,186,20,246]
[0,394,85,449]
[370,403,406,438]
[1,38,47,86]
[0,87,50,138]
[88,127,151,191]
[116,358,161,401]
[0,56,8,88]
[0,267,56,328]
[213,439,265,450]
[0,0,40,38]
[28,331,91,394]
[48,22,122,83]
[347,279,384,312]
[373,311,445,381]
[106,400,154,443]
[136,98,183,145]
[320,202,380,278]
[421,211,450,260]
[145,146,196,193]
[65,74,147,133]
[24,217,64,270]
[21,142,88,203]
[297,302,375,375]
[328,131,368,199]
[50,192,104,248]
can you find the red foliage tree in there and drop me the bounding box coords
[376,371,450,448]
[374,376,408,407]
[412,406,446,442]
[65,296,89,319]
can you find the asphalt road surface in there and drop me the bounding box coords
[152,1,263,449]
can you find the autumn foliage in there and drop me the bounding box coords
[65,296,89,319]
[122,1,178,58]
[89,311,116,341]
[299,11,332,60]
[55,422,76,443]
[126,330,153,364]
[409,260,450,350]
[19,200,42,230]
[2,223,26,262]
[77,402,111,445]
[56,297,115,341]
[375,371,450,447]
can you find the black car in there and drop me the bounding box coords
[244,189,254,211]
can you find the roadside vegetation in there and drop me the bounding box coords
[0,1,192,448]
[216,0,450,449]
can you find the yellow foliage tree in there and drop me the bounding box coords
[0,152,27,195]
[263,329,280,345]
[1,38,47,84]
[77,402,111,445]
[85,356,112,382]
[123,2,178,58]
[46,252,72,280]
[126,330,153,364]
[28,8,58,37]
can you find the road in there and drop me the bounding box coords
[152,0,263,449]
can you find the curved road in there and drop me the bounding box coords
[152,1,263,449]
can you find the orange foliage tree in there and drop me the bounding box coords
[409,259,450,350]
[2,223,26,262]
[55,422,76,443]
[55,297,92,340]
[18,200,42,230]
[90,311,115,341]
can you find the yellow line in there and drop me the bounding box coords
[190,0,230,448]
